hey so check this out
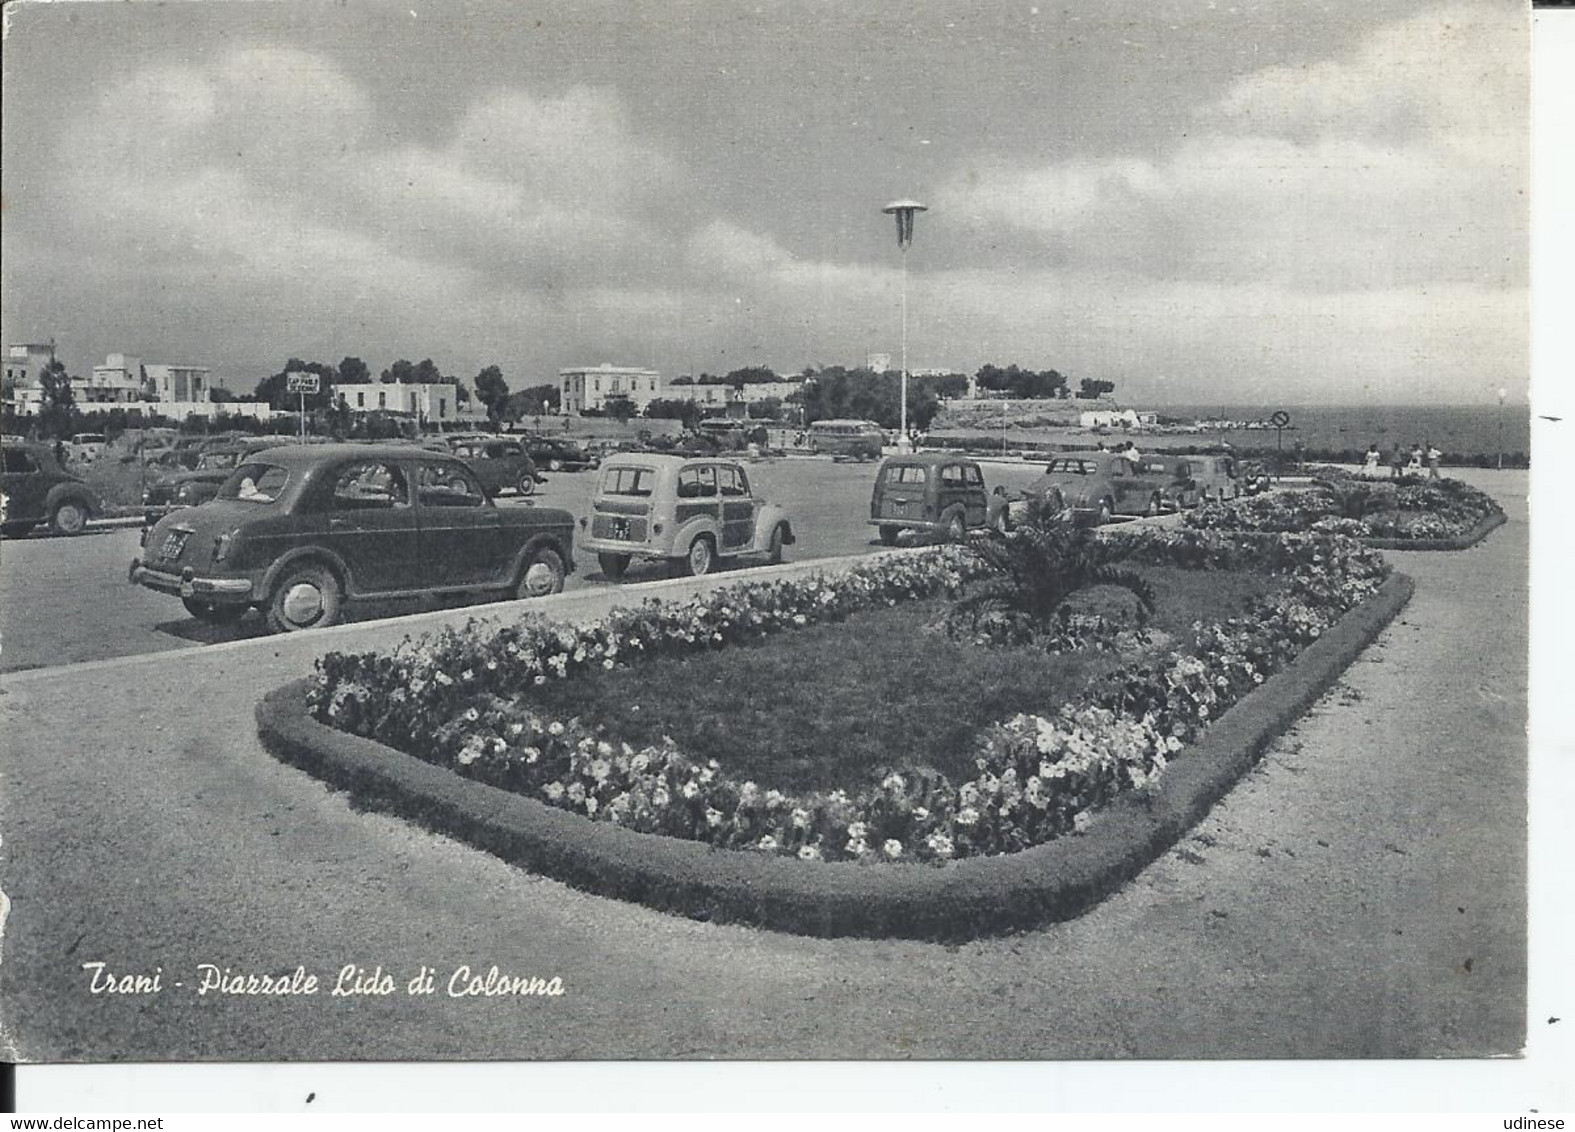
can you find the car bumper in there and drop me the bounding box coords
[581,535,670,559]
[128,559,255,602]
[868,517,947,533]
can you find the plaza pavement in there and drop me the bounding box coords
[0,472,1529,1061]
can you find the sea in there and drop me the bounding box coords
[1153,403,1530,460]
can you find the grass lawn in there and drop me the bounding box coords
[524,564,1273,792]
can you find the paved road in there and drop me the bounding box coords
[0,455,1065,674]
[0,471,1530,1062]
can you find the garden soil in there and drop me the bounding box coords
[0,472,1529,1060]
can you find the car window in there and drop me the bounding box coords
[718,466,748,497]
[964,465,984,486]
[3,449,41,474]
[678,466,718,499]
[330,460,410,510]
[219,462,289,503]
[417,461,486,507]
[883,463,927,485]
[1047,459,1087,475]
[941,464,966,486]
[601,465,656,497]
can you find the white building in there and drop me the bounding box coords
[664,379,804,410]
[144,363,210,403]
[82,353,146,403]
[559,364,663,414]
[334,381,458,423]
[3,342,56,415]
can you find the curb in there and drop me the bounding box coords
[1362,509,1506,551]
[257,573,1415,941]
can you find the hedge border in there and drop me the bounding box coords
[256,572,1414,942]
[1360,508,1505,551]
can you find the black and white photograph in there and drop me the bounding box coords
[0,0,1557,1098]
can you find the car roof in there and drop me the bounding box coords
[882,453,976,466]
[238,442,457,466]
[600,452,738,468]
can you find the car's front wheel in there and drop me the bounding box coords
[767,524,786,564]
[547,457,564,472]
[265,563,343,633]
[51,500,89,536]
[598,552,631,581]
[684,535,715,577]
[182,597,246,624]
[515,546,566,598]
[516,471,536,496]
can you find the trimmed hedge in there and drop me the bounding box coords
[257,572,1413,941]
[1361,508,1505,551]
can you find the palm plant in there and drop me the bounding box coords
[947,498,1155,644]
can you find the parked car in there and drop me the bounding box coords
[808,419,885,461]
[142,438,291,525]
[69,433,108,463]
[580,453,794,579]
[869,454,990,544]
[522,435,596,472]
[1172,454,1240,503]
[128,444,575,632]
[986,480,1070,533]
[445,437,544,497]
[1040,453,1179,525]
[1,442,102,537]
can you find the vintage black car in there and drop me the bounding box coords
[522,434,596,472]
[129,444,575,632]
[445,437,544,497]
[1,442,102,537]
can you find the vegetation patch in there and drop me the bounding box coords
[1185,469,1504,548]
[305,527,1387,867]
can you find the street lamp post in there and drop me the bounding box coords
[883,199,927,447]
[1498,387,1508,471]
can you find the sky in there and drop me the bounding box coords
[0,0,1527,406]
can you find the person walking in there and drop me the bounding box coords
[1426,442,1442,479]
[1408,443,1424,475]
[1390,443,1406,480]
[1363,444,1382,477]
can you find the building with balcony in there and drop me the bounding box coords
[81,353,146,403]
[334,381,458,423]
[559,364,662,414]
[144,363,210,403]
[3,342,56,415]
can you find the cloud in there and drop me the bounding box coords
[937,4,1527,293]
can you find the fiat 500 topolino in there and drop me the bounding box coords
[580,454,795,580]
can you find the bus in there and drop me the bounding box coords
[807,419,884,461]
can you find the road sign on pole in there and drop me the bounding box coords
[286,373,319,444]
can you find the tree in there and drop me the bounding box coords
[255,358,336,411]
[507,384,561,418]
[381,359,416,384]
[209,386,237,404]
[724,366,779,386]
[473,365,511,423]
[38,359,77,439]
[644,398,701,429]
[338,357,371,385]
[1077,377,1116,400]
[604,394,636,424]
[413,358,442,386]
[746,397,783,420]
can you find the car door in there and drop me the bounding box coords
[675,463,721,536]
[312,457,421,594]
[1,448,47,522]
[415,458,512,587]
[939,463,969,521]
[717,464,756,552]
[961,463,988,527]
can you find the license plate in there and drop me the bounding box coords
[611,517,630,540]
[160,531,190,559]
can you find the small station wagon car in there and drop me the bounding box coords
[1041,453,1179,524]
[808,419,885,461]
[869,454,989,543]
[128,444,576,632]
[1,442,102,537]
[1172,454,1240,503]
[580,453,794,579]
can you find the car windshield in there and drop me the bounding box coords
[199,451,241,470]
[218,461,289,503]
[601,465,656,497]
[882,464,927,484]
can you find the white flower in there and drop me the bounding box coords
[681,781,699,800]
[757,835,778,852]
[955,807,980,826]
[764,789,786,808]
[882,772,906,792]
[548,721,565,736]
[1072,810,1092,832]
[543,782,565,801]
[603,658,615,670]
[790,807,811,829]
[798,844,823,862]
[523,746,540,764]
[925,832,955,859]
[589,759,611,783]
[463,707,479,723]
[705,807,724,828]
[883,839,903,859]
[584,796,599,816]
[846,821,868,841]
[913,807,929,821]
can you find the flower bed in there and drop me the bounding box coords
[1184,470,1504,548]
[305,531,1389,868]
[258,567,1414,939]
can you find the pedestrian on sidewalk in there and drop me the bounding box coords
[1390,443,1407,479]
[1426,442,1442,479]
[1363,444,1381,477]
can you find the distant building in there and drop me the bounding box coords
[335,381,458,423]
[144,363,211,403]
[867,353,892,374]
[81,353,146,403]
[559,364,663,414]
[3,342,56,415]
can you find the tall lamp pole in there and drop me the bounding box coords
[1498,386,1508,471]
[883,199,927,446]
